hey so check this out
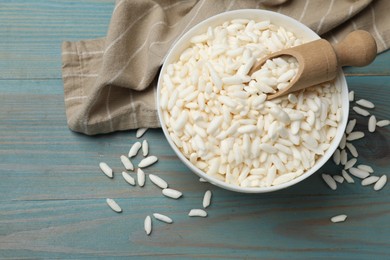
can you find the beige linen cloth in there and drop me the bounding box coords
[62,0,390,135]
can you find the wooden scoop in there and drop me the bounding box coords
[249,30,377,100]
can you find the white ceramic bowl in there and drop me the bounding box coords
[157,9,349,193]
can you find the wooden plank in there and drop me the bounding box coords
[0,76,389,258]
[0,0,114,79]
[1,193,390,258]
[0,0,389,80]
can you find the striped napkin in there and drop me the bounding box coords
[62,0,390,135]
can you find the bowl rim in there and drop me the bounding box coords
[156,9,349,193]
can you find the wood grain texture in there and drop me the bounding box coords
[0,0,114,79]
[0,1,390,259]
[0,0,389,80]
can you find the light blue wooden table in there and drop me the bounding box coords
[1,1,390,259]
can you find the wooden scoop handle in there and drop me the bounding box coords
[333,30,377,67]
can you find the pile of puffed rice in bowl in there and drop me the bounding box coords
[157,9,349,193]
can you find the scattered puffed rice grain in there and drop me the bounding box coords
[346,131,365,141]
[331,214,347,223]
[322,174,337,190]
[368,115,376,133]
[137,168,146,187]
[203,190,212,208]
[333,175,344,184]
[120,155,134,171]
[142,140,149,157]
[333,149,341,165]
[345,119,356,134]
[188,209,207,217]
[349,167,370,179]
[374,175,387,191]
[149,174,168,189]
[348,91,354,102]
[136,128,148,138]
[106,198,122,213]
[122,171,135,186]
[346,142,358,158]
[340,149,347,165]
[144,215,152,235]
[99,162,113,178]
[138,156,158,168]
[357,164,374,173]
[376,120,390,127]
[162,188,182,199]
[153,213,173,223]
[361,176,380,186]
[339,133,346,150]
[344,158,357,170]
[342,170,354,183]
[128,142,142,158]
[356,99,375,109]
[352,106,370,116]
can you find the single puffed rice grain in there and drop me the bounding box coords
[106,198,122,213]
[353,106,370,116]
[288,93,298,103]
[144,215,152,235]
[136,128,148,138]
[342,169,355,183]
[346,142,358,157]
[339,133,347,150]
[356,99,375,109]
[128,142,142,158]
[340,149,347,165]
[149,174,168,189]
[153,213,173,223]
[368,115,376,133]
[120,155,134,171]
[361,176,380,186]
[331,214,347,223]
[137,168,146,187]
[347,132,365,141]
[162,188,183,199]
[142,140,149,157]
[333,175,344,183]
[322,174,337,190]
[277,69,296,83]
[345,119,356,134]
[188,209,208,217]
[357,164,374,173]
[191,34,208,44]
[272,172,296,185]
[138,156,158,168]
[237,125,257,134]
[349,167,370,179]
[203,190,212,208]
[174,110,189,131]
[344,158,357,170]
[376,120,390,127]
[99,162,113,178]
[122,171,135,186]
[373,175,387,191]
[348,91,354,102]
[207,116,224,134]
